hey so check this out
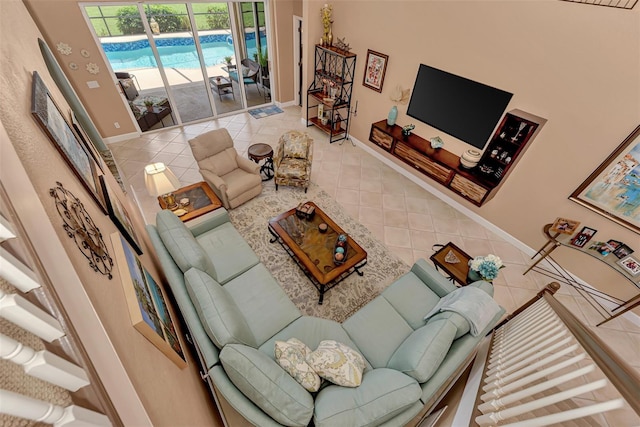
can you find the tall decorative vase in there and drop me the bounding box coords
[387,106,398,126]
[327,25,333,47]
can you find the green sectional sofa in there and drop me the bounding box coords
[146,208,505,426]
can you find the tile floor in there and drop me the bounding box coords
[109,105,640,424]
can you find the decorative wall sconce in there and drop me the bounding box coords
[49,182,112,279]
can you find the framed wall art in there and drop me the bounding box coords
[550,217,581,235]
[100,176,142,255]
[363,49,388,92]
[71,110,104,172]
[110,232,186,368]
[31,71,106,213]
[569,125,640,234]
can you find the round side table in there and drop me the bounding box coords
[248,143,274,181]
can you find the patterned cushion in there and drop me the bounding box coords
[306,340,366,387]
[282,131,310,159]
[278,158,309,180]
[275,338,321,392]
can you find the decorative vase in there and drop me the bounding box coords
[460,149,482,169]
[467,269,484,283]
[387,106,398,126]
[327,25,333,47]
[146,105,154,113]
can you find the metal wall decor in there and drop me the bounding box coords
[50,182,113,279]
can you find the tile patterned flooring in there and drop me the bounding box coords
[109,106,639,424]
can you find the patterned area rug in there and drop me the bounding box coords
[248,105,284,119]
[228,183,410,323]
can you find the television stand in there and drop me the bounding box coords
[368,109,546,206]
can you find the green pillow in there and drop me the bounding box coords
[220,344,314,427]
[184,268,256,348]
[387,319,457,382]
[156,210,218,280]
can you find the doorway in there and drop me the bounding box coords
[84,2,272,132]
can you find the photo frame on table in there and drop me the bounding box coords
[550,217,581,235]
[363,49,388,92]
[100,176,142,255]
[570,226,597,248]
[617,255,640,276]
[110,232,186,368]
[612,243,634,259]
[31,71,106,213]
[569,125,640,235]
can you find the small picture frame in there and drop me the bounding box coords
[597,242,616,257]
[362,49,388,92]
[617,255,640,276]
[550,217,581,235]
[612,243,634,259]
[570,226,597,248]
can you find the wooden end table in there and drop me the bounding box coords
[268,202,367,304]
[157,181,222,222]
[248,143,274,181]
[430,242,473,286]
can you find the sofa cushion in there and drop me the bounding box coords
[313,368,421,427]
[274,338,321,392]
[220,344,314,427]
[426,311,470,339]
[184,268,256,348]
[380,271,442,330]
[387,319,457,382]
[203,147,238,177]
[342,297,413,368]
[222,167,263,200]
[224,263,301,347]
[195,221,259,284]
[306,340,366,388]
[156,210,217,280]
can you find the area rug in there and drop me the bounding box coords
[227,183,410,323]
[248,105,284,119]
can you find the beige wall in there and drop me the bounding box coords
[272,0,300,102]
[1,1,222,425]
[303,1,640,304]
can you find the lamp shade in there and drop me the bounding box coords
[144,163,180,197]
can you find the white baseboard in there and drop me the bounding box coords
[104,131,138,145]
[277,100,297,108]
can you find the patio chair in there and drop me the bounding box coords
[274,130,314,193]
[188,128,262,209]
[226,58,262,95]
[115,72,139,101]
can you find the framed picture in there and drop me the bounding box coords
[617,255,640,276]
[31,71,106,213]
[596,242,615,256]
[570,226,597,248]
[550,217,581,235]
[363,49,388,92]
[100,176,142,255]
[569,125,640,235]
[110,232,187,368]
[612,243,634,259]
[71,110,104,172]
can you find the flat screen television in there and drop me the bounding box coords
[406,64,513,150]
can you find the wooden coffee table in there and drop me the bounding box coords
[158,181,222,222]
[268,202,367,304]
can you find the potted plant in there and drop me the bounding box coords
[224,55,233,66]
[143,98,155,112]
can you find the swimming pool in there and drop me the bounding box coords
[103,33,266,71]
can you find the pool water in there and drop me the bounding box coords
[104,36,266,71]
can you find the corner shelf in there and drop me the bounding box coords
[306,45,356,143]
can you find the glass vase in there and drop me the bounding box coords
[387,106,398,126]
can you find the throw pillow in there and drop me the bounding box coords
[306,340,366,387]
[242,65,251,76]
[275,338,321,392]
[220,344,314,427]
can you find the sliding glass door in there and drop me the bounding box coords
[85,1,271,132]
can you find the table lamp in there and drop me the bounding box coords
[144,162,180,210]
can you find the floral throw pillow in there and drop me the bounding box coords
[274,338,321,392]
[306,340,366,388]
[282,132,309,159]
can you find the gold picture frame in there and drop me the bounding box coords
[569,125,640,235]
[111,232,186,368]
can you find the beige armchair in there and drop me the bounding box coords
[274,130,313,193]
[188,128,262,209]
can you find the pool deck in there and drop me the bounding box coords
[131,64,229,91]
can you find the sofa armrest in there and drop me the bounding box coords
[186,208,231,237]
[236,155,260,174]
[411,259,458,298]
